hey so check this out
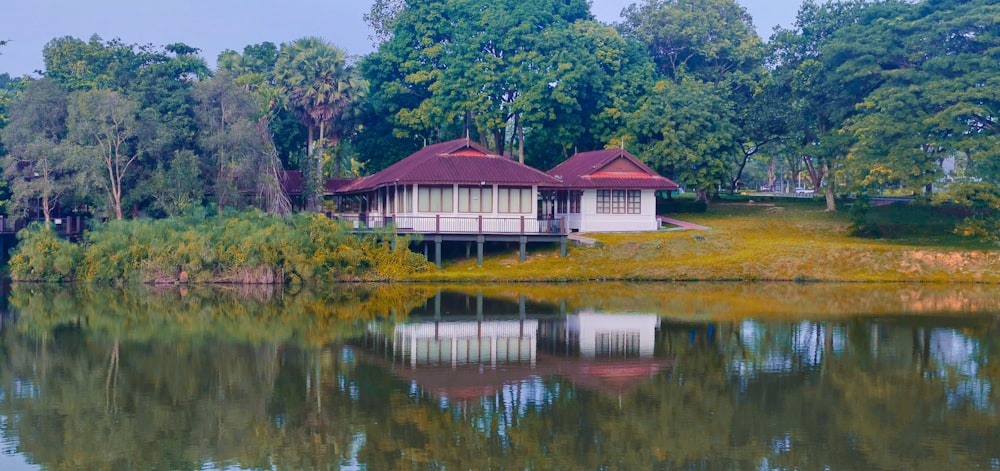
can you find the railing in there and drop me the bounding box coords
[0,216,87,237]
[327,213,567,235]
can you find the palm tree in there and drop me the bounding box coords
[274,37,368,211]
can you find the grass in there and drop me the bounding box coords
[407,199,1000,283]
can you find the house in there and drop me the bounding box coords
[547,148,679,232]
[336,138,562,232]
[329,140,678,265]
[356,299,669,402]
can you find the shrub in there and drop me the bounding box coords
[658,198,708,214]
[8,223,82,282]
[6,211,433,284]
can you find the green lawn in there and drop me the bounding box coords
[408,199,1000,283]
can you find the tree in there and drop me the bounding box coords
[0,78,71,224]
[275,37,368,211]
[42,35,152,92]
[145,149,203,217]
[848,0,1000,197]
[769,0,911,211]
[195,74,290,215]
[129,43,210,170]
[364,0,406,47]
[360,0,636,170]
[0,73,27,155]
[66,89,142,220]
[618,77,739,202]
[619,0,772,198]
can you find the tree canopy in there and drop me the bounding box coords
[0,0,999,239]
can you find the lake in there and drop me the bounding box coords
[1,282,998,470]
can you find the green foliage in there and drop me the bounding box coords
[620,77,739,199]
[847,195,876,237]
[657,196,708,214]
[7,224,82,282]
[275,36,368,201]
[939,182,1000,242]
[7,212,432,284]
[0,78,72,223]
[359,0,620,168]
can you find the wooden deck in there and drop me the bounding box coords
[329,213,569,267]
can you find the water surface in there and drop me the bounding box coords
[1,283,998,470]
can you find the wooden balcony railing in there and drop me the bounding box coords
[327,213,567,235]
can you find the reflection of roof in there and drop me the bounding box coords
[339,139,561,193]
[357,349,673,401]
[548,148,679,190]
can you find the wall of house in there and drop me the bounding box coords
[565,312,658,358]
[577,189,659,233]
[393,320,539,366]
[377,183,545,233]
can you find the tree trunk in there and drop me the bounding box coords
[308,123,323,213]
[823,160,836,212]
[493,129,505,157]
[695,189,711,204]
[516,114,525,164]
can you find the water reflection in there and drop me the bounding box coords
[0,283,998,470]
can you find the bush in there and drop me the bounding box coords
[8,223,82,282]
[658,198,708,214]
[7,211,432,284]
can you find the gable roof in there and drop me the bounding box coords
[548,148,679,190]
[340,139,562,193]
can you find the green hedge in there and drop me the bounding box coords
[8,211,431,284]
[657,198,708,214]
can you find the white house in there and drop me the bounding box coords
[547,148,679,233]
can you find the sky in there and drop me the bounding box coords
[0,0,805,77]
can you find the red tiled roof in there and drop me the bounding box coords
[548,148,679,190]
[339,139,561,193]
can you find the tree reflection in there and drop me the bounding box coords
[0,284,997,470]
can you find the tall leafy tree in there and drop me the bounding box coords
[275,37,367,211]
[618,0,768,200]
[42,35,152,92]
[361,0,636,170]
[66,89,142,220]
[130,43,210,168]
[218,42,306,172]
[617,77,739,202]
[195,74,290,215]
[848,0,1000,196]
[0,78,71,225]
[769,0,909,210]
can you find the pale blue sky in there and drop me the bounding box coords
[0,0,804,77]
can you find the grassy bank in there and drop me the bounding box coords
[410,199,1000,283]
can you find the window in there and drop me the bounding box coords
[595,332,641,357]
[611,190,627,214]
[596,190,611,214]
[498,187,532,213]
[597,189,641,214]
[458,186,493,213]
[627,190,641,214]
[417,185,453,212]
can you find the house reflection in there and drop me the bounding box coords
[358,291,671,403]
